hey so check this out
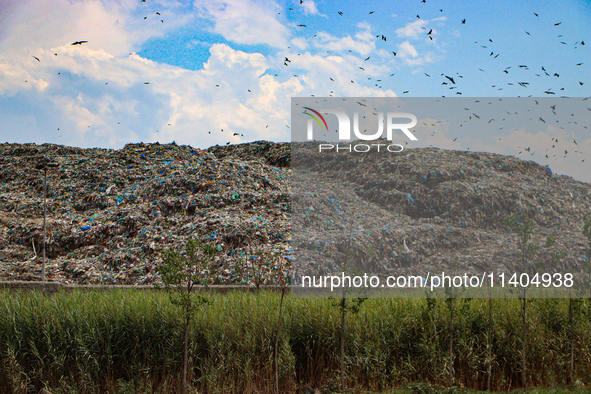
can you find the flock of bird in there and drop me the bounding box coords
[25,0,589,159]
[286,1,588,167]
[278,0,588,103]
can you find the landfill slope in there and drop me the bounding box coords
[1,141,590,286]
[0,142,290,285]
[291,142,591,285]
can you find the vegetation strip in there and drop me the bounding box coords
[0,289,589,393]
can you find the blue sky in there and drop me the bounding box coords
[0,0,590,180]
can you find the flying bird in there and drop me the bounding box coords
[71,41,88,45]
[32,56,40,62]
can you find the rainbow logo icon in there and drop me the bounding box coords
[303,107,328,132]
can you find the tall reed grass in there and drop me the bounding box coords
[0,289,589,393]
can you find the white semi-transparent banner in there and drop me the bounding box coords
[290,97,591,298]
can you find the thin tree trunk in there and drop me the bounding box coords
[522,290,526,390]
[275,287,286,394]
[183,304,189,394]
[340,296,346,392]
[42,169,47,283]
[487,294,492,391]
[449,299,454,388]
[569,295,574,386]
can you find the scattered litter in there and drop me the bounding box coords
[2,141,590,288]
[0,142,290,285]
[291,142,591,283]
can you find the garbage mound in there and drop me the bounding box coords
[0,142,290,285]
[207,140,290,167]
[291,141,591,282]
[1,141,590,287]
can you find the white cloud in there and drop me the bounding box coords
[193,0,289,48]
[0,0,411,150]
[139,43,305,146]
[396,17,446,39]
[277,51,396,98]
[205,43,267,76]
[0,6,303,149]
[313,23,375,55]
[0,0,194,95]
[396,19,429,39]
[291,37,309,50]
[42,40,395,147]
[300,0,320,15]
[398,41,418,58]
[396,41,435,66]
[0,0,140,58]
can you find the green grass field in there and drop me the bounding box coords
[0,289,590,393]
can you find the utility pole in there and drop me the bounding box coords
[35,161,58,283]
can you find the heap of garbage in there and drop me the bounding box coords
[0,141,290,285]
[291,141,591,286]
[1,140,590,287]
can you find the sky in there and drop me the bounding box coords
[0,0,590,180]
